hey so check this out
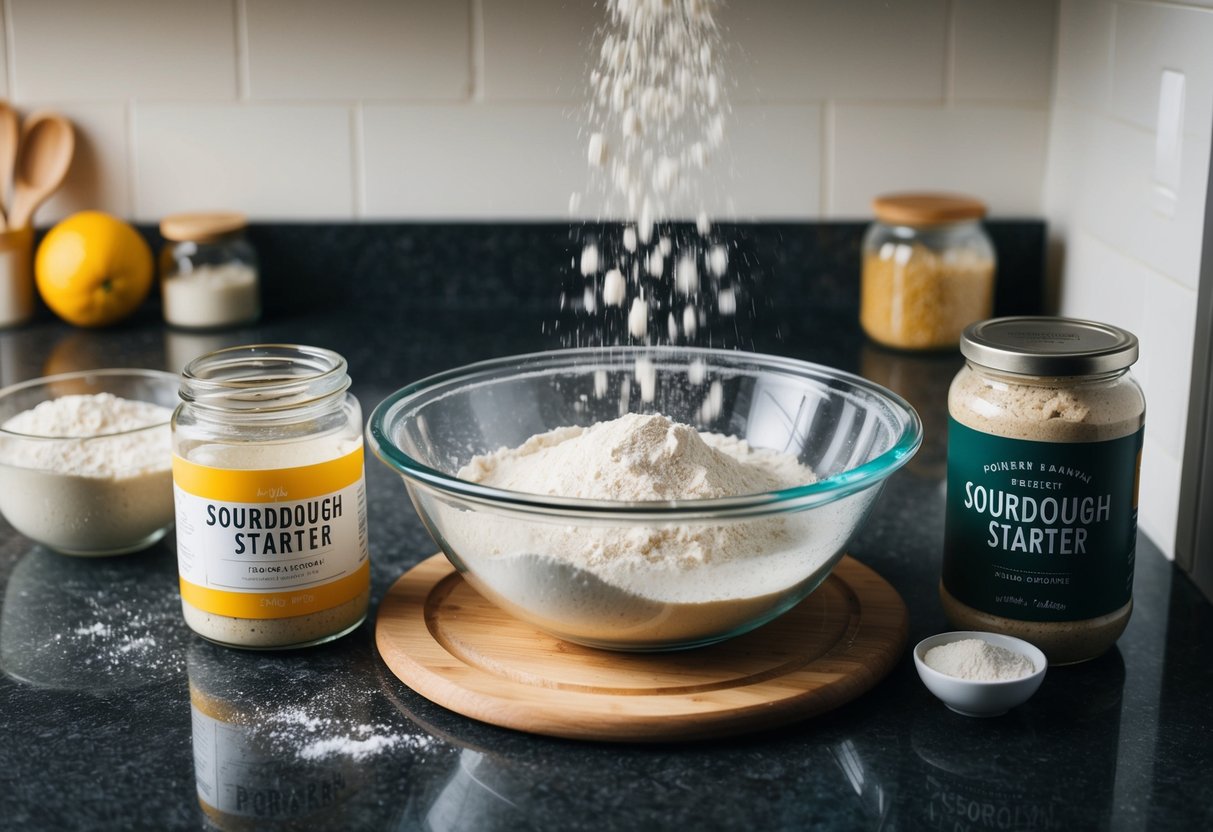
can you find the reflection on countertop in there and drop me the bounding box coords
[908,649,1125,830]
[187,639,415,831]
[0,541,188,692]
[384,667,902,831]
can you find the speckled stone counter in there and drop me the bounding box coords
[1,224,1210,831]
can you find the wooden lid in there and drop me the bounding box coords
[160,211,247,242]
[872,193,986,226]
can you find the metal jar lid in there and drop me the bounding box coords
[960,316,1139,376]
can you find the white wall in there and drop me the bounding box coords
[1044,0,1213,558]
[1,0,1055,223]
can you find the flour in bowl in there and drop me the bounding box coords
[0,392,174,554]
[463,411,810,504]
[447,413,865,646]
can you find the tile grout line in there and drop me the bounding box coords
[1074,224,1200,293]
[351,103,364,219]
[944,0,956,107]
[471,0,484,102]
[820,101,833,218]
[235,0,251,101]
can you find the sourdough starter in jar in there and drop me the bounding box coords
[942,317,1144,664]
[172,345,370,649]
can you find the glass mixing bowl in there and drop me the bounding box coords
[0,369,179,556]
[368,347,921,651]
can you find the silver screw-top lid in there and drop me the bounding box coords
[960,316,1139,376]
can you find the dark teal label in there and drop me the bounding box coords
[943,417,1142,622]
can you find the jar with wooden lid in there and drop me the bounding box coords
[160,212,260,330]
[860,193,996,351]
[942,317,1145,664]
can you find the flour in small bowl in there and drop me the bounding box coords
[0,392,174,554]
[447,413,865,646]
[923,639,1036,682]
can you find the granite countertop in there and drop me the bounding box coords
[0,224,1210,831]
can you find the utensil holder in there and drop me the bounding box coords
[0,226,34,328]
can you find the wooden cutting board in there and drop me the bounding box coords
[376,554,907,743]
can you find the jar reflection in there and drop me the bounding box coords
[907,648,1125,830]
[163,330,248,376]
[186,639,366,830]
[0,543,186,692]
[386,681,900,831]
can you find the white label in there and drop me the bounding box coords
[175,478,368,594]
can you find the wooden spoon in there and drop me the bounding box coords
[9,112,74,229]
[0,102,19,229]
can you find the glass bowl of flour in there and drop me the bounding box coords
[0,369,179,556]
[369,347,921,651]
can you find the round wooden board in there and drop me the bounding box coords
[376,554,908,743]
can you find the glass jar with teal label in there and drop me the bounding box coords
[942,317,1144,664]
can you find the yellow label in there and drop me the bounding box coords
[180,561,370,620]
[173,447,370,621]
[172,447,364,503]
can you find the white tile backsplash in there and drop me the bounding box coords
[1071,112,1210,290]
[951,0,1057,103]
[1054,0,1115,109]
[1057,230,1146,337]
[0,0,1069,221]
[133,104,354,220]
[1042,105,1086,229]
[362,104,581,218]
[1138,274,1198,459]
[481,0,594,101]
[718,105,822,218]
[1139,439,1182,557]
[1047,0,1213,560]
[8,0,237,101]
[1111,1,1213,138]
[718,0,948,103]
[831,105,1049,217]
[245,0,470,101]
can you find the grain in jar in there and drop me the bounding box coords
[860,193,995,351]
[172,345,370,649]
[942,317,1144,664]
[160,212,260,330]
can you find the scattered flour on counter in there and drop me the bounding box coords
[74,622,114,638]
[260,700,434,763]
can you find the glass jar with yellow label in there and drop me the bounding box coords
[172,345,370,649]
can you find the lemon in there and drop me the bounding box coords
[35,211,153,327]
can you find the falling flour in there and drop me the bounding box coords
[446,413,868,645]
[923,639,1036,682]
[572,0,740,349]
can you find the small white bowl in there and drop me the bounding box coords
[913,631,1047,718]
